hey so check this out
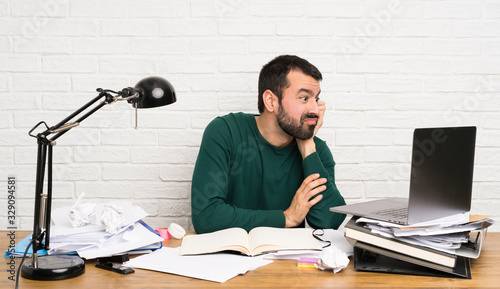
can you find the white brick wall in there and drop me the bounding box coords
[1,0,499,232]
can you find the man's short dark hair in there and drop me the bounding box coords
[258,55,322,113]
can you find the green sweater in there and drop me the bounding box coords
[191,112,346,233]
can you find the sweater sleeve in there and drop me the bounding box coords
[302,139,346,229]
[191,117,285,234]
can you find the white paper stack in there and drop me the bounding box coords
[356,213,494,259]
[48,200,163,259]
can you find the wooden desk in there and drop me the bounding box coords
[2,231,499,288]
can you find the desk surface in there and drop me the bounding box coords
[2,231,500,288]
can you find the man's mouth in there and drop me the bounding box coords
[304,118,317,125]
[302,114,318,125]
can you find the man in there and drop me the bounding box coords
[191,55,346,234]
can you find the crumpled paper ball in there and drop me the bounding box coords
[69,201,96,227]
[101,205,124,234]
[316,246,350,273]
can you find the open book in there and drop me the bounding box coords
[179,227,324,256]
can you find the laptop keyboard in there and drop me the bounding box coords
[373,207,408,219]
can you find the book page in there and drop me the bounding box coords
[179,227,250,255]
[248,227,323,256]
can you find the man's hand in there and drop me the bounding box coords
[313,100,325,136]
[296,100,326,159]
[284,173,326,227]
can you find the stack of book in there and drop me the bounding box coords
[344,215,494,278]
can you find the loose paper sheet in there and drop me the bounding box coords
[124,247,273,283]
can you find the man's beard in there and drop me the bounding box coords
[276,105,317,140]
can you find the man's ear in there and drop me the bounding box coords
[262,89,278,113]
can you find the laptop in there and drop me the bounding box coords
[330,126,476,225]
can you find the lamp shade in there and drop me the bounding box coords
[133,76,176,108]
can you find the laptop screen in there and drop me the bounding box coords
[407,126,476,224]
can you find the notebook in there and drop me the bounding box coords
[330,126,476,225]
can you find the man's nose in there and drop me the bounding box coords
[307,99,320,115]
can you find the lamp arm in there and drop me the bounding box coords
[50,90,140,141]
[29,90,122,143]
[49,98,107,142]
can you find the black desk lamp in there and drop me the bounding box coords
[21,77,176,280]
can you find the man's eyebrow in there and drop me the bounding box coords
[298,88,321,97]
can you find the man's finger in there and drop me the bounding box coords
[300,173,320,189]
[305,178,327,191]
[308,194,323,206]
[306,184,326,199]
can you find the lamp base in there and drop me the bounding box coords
[21,255,85,281]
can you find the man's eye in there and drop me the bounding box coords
[315,97,320,102]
